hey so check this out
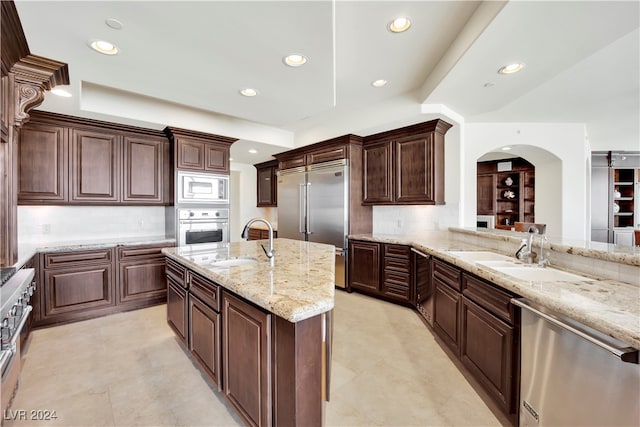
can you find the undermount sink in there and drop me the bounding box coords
[446,251,513,262]
[476,259,527,268]
[486,265,592,282]
[204,257,258,269]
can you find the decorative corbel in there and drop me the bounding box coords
[10,54,69,127]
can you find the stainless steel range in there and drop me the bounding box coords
[1,268,36,412]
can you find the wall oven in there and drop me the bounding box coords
[177,171,229,204]
[1,269,35,413]
[178,208,229,246]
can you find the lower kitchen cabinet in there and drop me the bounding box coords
[167,277,187,344]
[117,245,167,308]
[222,291,272,427]
[433,280,462,355]
[348,239,413,305]
[189,294,221,390]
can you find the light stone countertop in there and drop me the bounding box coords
[349,232,640,349]
[15,236,175,269]
[162,238,335,323]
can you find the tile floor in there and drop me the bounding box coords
[4,291,507,427]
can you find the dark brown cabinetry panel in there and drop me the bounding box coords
[70,129,121,202]
[363,142,393,203]
[348,240,380,293]
[222,291,272,427]
[205,142,229,173]
[118,259,166,304]
[247,228,277,241]
[395,134,435,203]
[17,123,67,202]
[189,294,221,390]
[123,136,164,203]
[461,297,515,414]
[189,271,220,312]
[177,139,205,170]
[255,160,278,207]
[477,174,496,215]
[433,280,462,355]
[165,127,236,174]
[167,278,187,344]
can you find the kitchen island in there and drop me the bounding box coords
[162,238,335,427]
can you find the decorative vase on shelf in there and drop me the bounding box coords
[504,176,514,186]
[613,202,620,213]
[613,189,622,198]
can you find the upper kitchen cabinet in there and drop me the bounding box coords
[362,119,452,205]
[476,157,535,229]
[18,111,172,205]
[254,159,278,207]
[164,127,237,174]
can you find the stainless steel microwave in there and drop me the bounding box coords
[177,171,229,204]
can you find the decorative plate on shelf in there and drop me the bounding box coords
[502,190,516,199]
[503,176,514,186]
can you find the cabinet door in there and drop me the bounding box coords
[363,142,393,203]
[167,278,187,345]
[71,129,120,202]
[176,138,205,171]
[205,142,229,173]
[123,136,164,203]
[189,295,221,390]
[433,281,461,355]
[395,134,435,203]
[461,297,515,414]
[222,291,271,427]
[348,240,380,293]
[256,166,274,206]
[18,123,68,202]
[118,258,167,305]
[43,264,114,319]
[477,174,496,215]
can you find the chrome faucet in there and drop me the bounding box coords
[515,226,539,264]
[241,218,275,259]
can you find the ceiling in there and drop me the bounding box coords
[14,1,640,164]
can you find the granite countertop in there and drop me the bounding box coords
[350,232,640,349]
[15,235,176,269]
[163,238,335,323]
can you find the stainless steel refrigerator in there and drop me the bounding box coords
[277,159,348,287]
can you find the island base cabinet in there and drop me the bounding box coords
[460,297,515,416]
[222,291,272,427]
[433,281,461,355]
[167,278,187,345]
[189,295,221,391]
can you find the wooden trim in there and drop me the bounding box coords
[363,119,453,145]
[164,126,237,145]
[1,1,29,76]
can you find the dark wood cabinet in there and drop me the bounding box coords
[165,127,236,174]
[189,293,222,390]
[17,123,67,202]
[432,258,462,354]
[123,136,166,203]
[362,119,452,205]
[477,157,535,228]
[348,239,414,305]
[18,111,172,205]
[167,277,187,344]
[247,227,277,241]
[255,160,278,207]
[38,248,115,326]
[117,245,167,307]
[70,128,121,203]
[222,291,272,427]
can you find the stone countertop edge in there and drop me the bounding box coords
[162,239,335,323]
[349,233,640,350]
[14,236,176,269]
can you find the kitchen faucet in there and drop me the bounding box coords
[241,218,275,259]
[515,226,538,264]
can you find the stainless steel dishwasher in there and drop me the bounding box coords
[513,298,639,426]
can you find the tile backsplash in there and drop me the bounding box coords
[373,204,459,235]
[18,206,166,243]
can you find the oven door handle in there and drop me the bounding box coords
[7,306,32,351]
[0,349,11,373]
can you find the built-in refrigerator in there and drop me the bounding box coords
[277,159,348,287]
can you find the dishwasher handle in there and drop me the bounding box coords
[512,298,639,364]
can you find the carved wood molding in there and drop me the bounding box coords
[11,54,69,127]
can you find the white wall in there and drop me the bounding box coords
[464,123,590,241]
[18,206,166,244]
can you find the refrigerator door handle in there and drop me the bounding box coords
[299,183,306,234]
[306,182,312,235]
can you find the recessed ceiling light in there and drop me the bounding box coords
[283,54,307,67]
[498,63,525,74]
[371,79,388,88]
[388,17,411,33]
[248,149,258,154]
[502,146,512,151]
[89,39,119,55]
[240,88,258,97]
[105,18,123,30]
[50,88,72,97]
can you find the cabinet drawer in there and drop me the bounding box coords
[383,257,410,273]
[384,244,410,259]
[44,248,112,268]
[307,146,346,164]
[166,258,187,287]
[279,156,306,170]
[247,228,263,241]
[433,259,461,291]
[462,273,515,324]
[383,269,410,287]
[189,272,220,312]
[118,245,164,260]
